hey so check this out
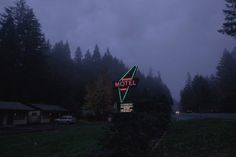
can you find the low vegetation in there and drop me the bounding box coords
[0,123,106,157]
[156,119,236,157]
[84,99,172,157]
[1,119,236,157]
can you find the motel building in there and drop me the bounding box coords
[0,101,34,126]
[0,101,68,126]
[27,104,68,124]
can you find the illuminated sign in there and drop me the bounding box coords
[120,103,133,112]
[114,78,138,91]
[115,65,138,104]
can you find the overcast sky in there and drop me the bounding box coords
[1,0,235,100]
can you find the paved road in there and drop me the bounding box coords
[175,113,236,120]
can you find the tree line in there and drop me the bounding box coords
[181,0,236,113]
[180,49,236,113]
[0,0,173,116]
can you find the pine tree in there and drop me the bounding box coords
[0,0,48,102]
[216,49,236,112]
[180,73,194,112]
[219,0,236,37]
[192,75,211,112]
[0,8,19,100]
[83,49,92,64]
[52,41,71,62]
[74,46,82,64]
[102,48,114,77]
[102,48,112,64]
[92,44,101,64]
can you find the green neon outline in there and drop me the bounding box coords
[118,65,138,103]
[120,66,136,81]
[131,66,138,78]
[118,88,122,103]
[121,66,137,103]
[121,86,130,103]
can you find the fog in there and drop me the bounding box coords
[1,0,235,100]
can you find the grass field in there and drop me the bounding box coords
[156,119,236,157]
[0,123,106,157]
[1,119,236,157]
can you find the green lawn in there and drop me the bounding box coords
[0,123,106,157]
[2,120,235,157]
[156,119,236,157]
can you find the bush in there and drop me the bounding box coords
[85,100,172,157]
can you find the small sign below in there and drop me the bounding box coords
[120,103,133,112]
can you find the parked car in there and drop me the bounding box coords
[55,115,76,124]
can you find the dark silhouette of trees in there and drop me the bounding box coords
[92,44,101,64]
[180,73,194,112]
[74,46,82,64]
[219,0,236,37]
[0,0,48,102]
[216,49,236,112]
[0,0,173,117]
[181,49,236,113]
[48,41,74,106]
[0,8,18,100]
[206,1,236,112]
[191,75,212,112]
[181,74,223,113]
[0,2,174,156]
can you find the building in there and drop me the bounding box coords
[0,102,69,125]
[0,101,34,125]
[28,104,68,124]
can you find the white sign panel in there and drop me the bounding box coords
[120,103,133,112]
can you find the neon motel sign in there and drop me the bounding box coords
[114,78,137,91]
[114,65,138,112]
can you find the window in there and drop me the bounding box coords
[31,112,38,116]
[42,112,50,119]
[13,112,26,120]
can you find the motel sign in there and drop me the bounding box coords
[114,65,138,112]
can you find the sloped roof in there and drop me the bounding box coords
[30,104,67,112]
[0,101,34,111]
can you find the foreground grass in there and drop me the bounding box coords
[156,119,236,157]
[0,123,106,157]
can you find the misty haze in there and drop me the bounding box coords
[1,0,235,100]
[0,0,236,157]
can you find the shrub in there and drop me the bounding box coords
[85,99,172,157]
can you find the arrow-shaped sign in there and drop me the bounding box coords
[115,65,138,103]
